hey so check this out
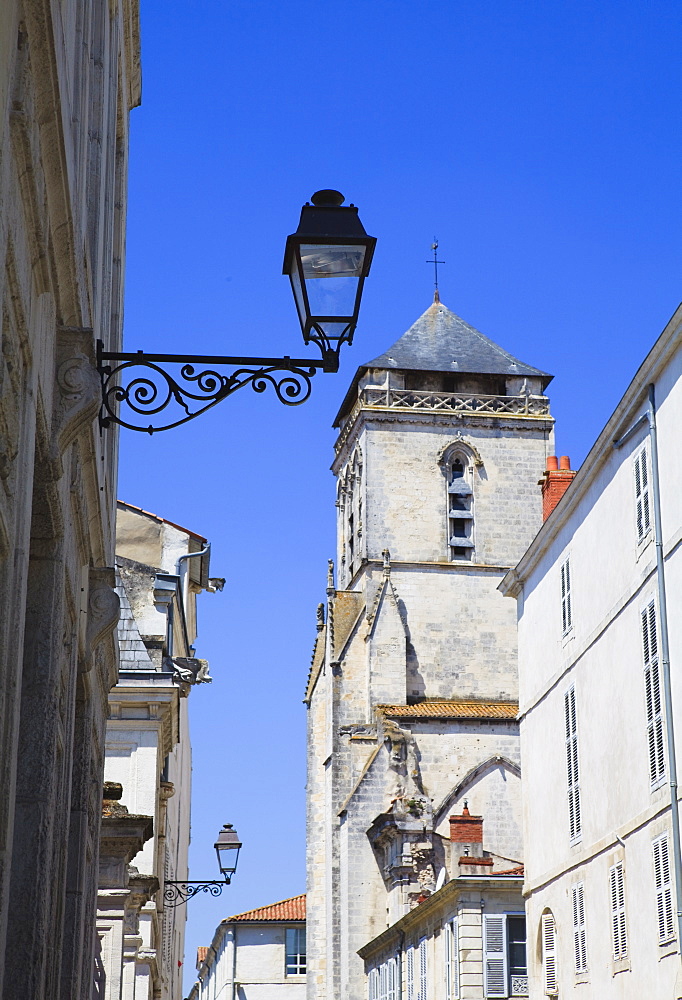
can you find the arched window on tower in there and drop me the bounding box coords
[447,454,474,561]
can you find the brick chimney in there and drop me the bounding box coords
[449,802,492,871]
[539,455,576,521]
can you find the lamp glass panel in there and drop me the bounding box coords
[300,244,363,319]
[289,264,307,328]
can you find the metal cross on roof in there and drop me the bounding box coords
[426,238,446,301]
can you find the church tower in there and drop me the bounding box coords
[305,298,553,1000]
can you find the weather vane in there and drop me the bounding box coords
[426,238,445,301]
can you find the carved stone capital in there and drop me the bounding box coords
[86,567,120,655]
[52,328,100,455]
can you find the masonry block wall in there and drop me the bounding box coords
[306,301,554,1000]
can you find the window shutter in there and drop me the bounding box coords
[571,882,587,972]
[565,687,581,841]
[445,919,459,1000]
[541,913,557,995]
[406,946,414,1000]
[418,938,427,1000]
[561,559,572,634]
[642,601,666,786]
[387,957,397,1000]
[609,862,627,959]
[635,447,651,541]
[483,914,508,997]
[369,968,378,1000]
[653,834,675,942]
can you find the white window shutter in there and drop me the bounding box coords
[571,882,587,972]
[609,862,627,959]
[406,946,414,1000]
[387,957,397,1000]
[541,913,557,995]
[565,687,581,841]
[369,968,378,1000]
[483,914,508,997]
[635,447,651,541]
[653,834,675,942]
[418,938,427,1000]
[444,919,459,1000]
[642,601,666,786]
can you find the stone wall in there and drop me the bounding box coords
[0,1,140,997]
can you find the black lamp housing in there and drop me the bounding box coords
[283,190,376,372]
[214,823,242,881]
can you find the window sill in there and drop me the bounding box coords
[574,974,590,985]
[561,628,575,649]
[658,941,677,960]
[636,532,653,562]
[612,958,630,975]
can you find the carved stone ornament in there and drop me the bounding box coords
[437,433,484,468]
[53,328,101,455]
[86,567,121,655]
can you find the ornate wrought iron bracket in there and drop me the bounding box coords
[97,341,338,434]
[163,879,230,906]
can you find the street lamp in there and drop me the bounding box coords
[163,822,242,906]
[98,190,376,434]
[214,823,242,881]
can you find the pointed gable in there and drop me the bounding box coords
[365,299,549,379]
[335,298,552,425]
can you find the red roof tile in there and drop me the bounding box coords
[228,893,306,922]
[379,700,518,720]
[494,865,524,876]
[196,946,209,968]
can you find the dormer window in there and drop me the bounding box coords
[447,457,474,561]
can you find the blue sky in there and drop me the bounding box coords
[116,1,681,989]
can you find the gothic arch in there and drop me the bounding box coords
[437,434,484,470]
[434,755,521,824]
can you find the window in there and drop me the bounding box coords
[447,456,474,561]
[634,445,651,542]
[571,882,587,973]
[405,940,426,1000]
[369,954,399,1000]
[285,927,306,975]
[444,918,459,1000]
[483,914,527,997]
[642,600,666,788]
[541,913,557,996]
[652,833,675,943]
[560,557,572,635]
[565,686,581,843]
[609,862,627,960]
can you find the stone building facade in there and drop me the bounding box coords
[99,501,219,1000]
[305,299,554,999]
[0,2,139,998]
[500,305,682,997]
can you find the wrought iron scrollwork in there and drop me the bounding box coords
[98,348,320,433]
[163,880,227,906]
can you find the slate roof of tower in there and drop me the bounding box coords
[335,298,552,424]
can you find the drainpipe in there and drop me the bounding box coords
[613,384,682,952]
[176,543,211,644]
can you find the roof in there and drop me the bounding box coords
[117,500,207,542]
[378,700,518,721]
[335,298,552,424]
[227,893,306,922]
[196,946,209,968]
[495,865,525,876]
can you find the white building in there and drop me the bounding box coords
[189,894,306,1000]
[98,501,220,1000]
[306,297,555,999]
[499,304,682,997]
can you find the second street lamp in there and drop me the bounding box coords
[98,190,376,433]
[164,822,242,906]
